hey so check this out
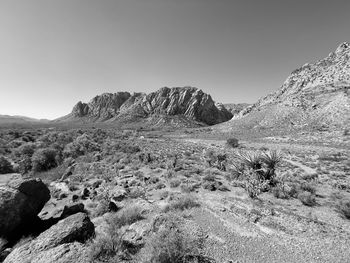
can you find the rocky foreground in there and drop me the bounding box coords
[0,128,349,263]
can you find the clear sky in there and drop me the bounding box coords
[0,0,349,119]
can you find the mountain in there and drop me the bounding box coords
[223,103,250,116]
[57,87,233,127]
[0,115,50,125]
[218,42,350,134]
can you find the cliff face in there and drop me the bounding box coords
[67,87,232,126]
[221,42,350,132]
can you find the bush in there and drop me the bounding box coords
[169,179,181,188]
[202,173,216,182]
[89,204,145,261]
[298,191,316,206]
[226,138,239,148]
[300,183,316,194]
[243,169,268,199]
[18,156,32,174]
[113,205,144,227]
[149,214,205,263]
[272,182,298,199]
[15,142,36,157]
[63,133,100,158]
[338,200,350,219]
[31,148,59,172]
[89,235,119,262]
[163,195,200,212]
[0,156,13,174]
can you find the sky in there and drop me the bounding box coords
[0,0,349,119]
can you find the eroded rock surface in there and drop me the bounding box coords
[220,42,350,132]
[59,87,233,126]
[0,175,50,239]
[4,213,95,263]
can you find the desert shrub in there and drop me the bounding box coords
[93,200,110,218]
[127,187,147,199]
[216,154,227,171]
[272,182,298,199]
[298,191,316,206]
[163,195,200,212]
[14,142,36,158]
[202,173,216,182]
[272,183,289,199]
[89,209,131,262]
[338,200,350,219]
[169,179,181,188]
[31,148,59,172]
[155,182,166,190]
[0,156,13,174]
[63,133,100,158]
[243,169,268,198]
[226,138,239,148]
[300,182,316,194]
[203,149,216,167]
[114,205,145,227]
[89,235,119,262]
[149,214,205,263]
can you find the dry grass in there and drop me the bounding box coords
[163,195,200,212]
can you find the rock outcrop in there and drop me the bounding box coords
[220,42,350,133]
[4,213,95,263]
[59,87,232,126]
[0,175,50,239]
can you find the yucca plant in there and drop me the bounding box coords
[234,150,264,177]
[260,150,283,183]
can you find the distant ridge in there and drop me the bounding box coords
[218,42,350,133]
[57,86,233,128]
[0,115,50,125]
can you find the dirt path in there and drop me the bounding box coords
[284,159,317,175]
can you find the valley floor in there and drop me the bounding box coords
[1,128,349,263]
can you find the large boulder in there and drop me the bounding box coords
[0,175,50,239]
[4,213,95,263]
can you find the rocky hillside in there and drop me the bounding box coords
[219,42,350,134]
[223,103,250,116]
[58,87,232,127]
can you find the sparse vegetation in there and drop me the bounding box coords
[298,191,316,206]
[149,214,205,263]
[164,195,200,212]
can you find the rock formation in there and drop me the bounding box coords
[59,87,232,126]
[220,42,350,133]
